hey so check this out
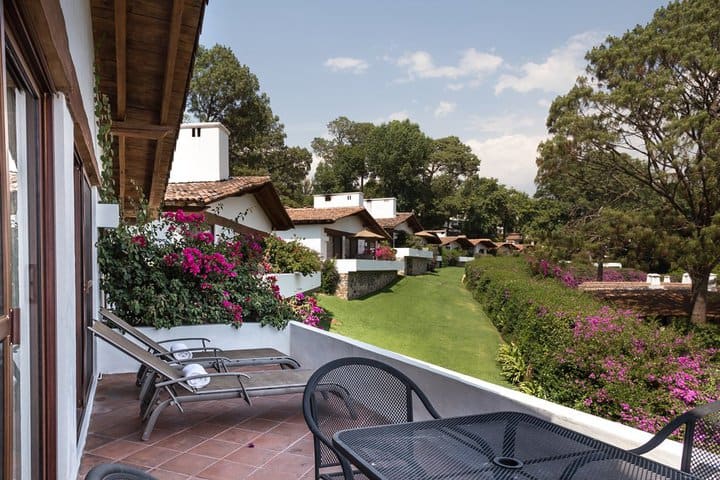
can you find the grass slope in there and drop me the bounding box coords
[317,267,506,385]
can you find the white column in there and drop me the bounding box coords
[52,93,79,480]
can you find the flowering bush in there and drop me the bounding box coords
[528,257,646,287]
[98,210,294,329]
[560,307,718,432]
[465,256,719,433]
[287,292,332,328]
[374,244,396,261]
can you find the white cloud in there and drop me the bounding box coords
[537,98,551,108]
[397,48,502,82]
[324,56,369,74]
[446,83,464,91]
[494,32,600,94]
[434,101,456,118]
[388,111,410,121]
[373,111,411,124]
[468,113,540,135]
[465,134,547,194]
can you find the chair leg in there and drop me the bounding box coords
[142,398,172,441]
[135,365,148,387]
[140,386,160,422]
[138,370,155,402]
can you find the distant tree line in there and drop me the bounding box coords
[187,44,537,236]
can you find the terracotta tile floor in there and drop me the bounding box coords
[79,373,315,479]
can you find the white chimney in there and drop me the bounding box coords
[313,192,364,208]
[170,122,230,182]
[364,197,397,219]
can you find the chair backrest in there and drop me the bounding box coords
[302,357,441,480]
[99,308,169,355]
[631,400,720,479]
[85,462,158,480]
[89,321,182,384]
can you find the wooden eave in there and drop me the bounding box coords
[91,0,207,217]
[204,212,269,239]
[253,183,294,231]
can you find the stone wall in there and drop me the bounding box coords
[403,256,431,276]
[336,271,398,299]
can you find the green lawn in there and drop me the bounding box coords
[316,267,506,385]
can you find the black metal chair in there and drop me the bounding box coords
[629,400,720,479]
[85,463,158,479]
[302,357,441,480]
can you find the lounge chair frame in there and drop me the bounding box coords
[90,321,310,441]
[99,308,301,375]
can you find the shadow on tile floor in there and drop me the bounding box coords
[79,373,315,480]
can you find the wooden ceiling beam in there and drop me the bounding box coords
[114,0,127,120]
[160,0,183,124]
[148,0,184,213]
[110,121,174,139]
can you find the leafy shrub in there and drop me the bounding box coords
[320,259,340,294]
[441,248,462,266]
[98,210,295,329]
[465,256,719,433]
[264,235,321,275]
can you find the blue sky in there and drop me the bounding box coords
[200,1,668,194]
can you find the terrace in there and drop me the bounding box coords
[79,322,683,479]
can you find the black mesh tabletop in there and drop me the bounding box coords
[333,412,700,480]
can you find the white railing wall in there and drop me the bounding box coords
[270,272,321,298]
[335,259,404,273]
[94,320,683,468]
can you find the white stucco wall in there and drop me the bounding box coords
[170,123,230,182]
[331,215,365,234]
[313,192,363,208]
[60,0,97,160]
[275,225,324,257]
[209,195,273,233]
[364,197,396,219]
[277,216,368,260]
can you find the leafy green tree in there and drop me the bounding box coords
[544,0,720,323]
[419,137,481,226]
[311,117,374,193]
[265,146,313,206]
[187,44,311,203]
[365,120,432,211]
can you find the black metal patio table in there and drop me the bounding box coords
[332,412,699,480]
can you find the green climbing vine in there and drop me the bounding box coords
[94,69,116,204]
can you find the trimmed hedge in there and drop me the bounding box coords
[465,256,719,433]
[465,256,603,400]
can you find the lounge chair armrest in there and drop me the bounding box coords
[155,372,250,388]
[167,356,231,366]
[156,337,212,348]
[154,347,222,358]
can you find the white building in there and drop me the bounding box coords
[164,123,294,237]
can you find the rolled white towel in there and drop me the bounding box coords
[182,363,210,389]
[170,342,192,361]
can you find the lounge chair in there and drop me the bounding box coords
[99,308,301,385]
[89,321,311,441]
